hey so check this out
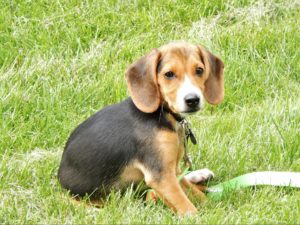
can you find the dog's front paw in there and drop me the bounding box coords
[178,206,198,217]
[184,168,214,184]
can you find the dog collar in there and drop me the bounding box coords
[165,109,197,145]
[162,107,197,142]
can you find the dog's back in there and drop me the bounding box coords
[58,97,172,196]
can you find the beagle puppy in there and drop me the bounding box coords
[58,41,224,215]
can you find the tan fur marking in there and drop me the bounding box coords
[155,128,182,166]
[125,49,162,113]
[137,128,196,215]
[157,42,209,112]
[120,161,144,184]
[149,173,197,215]
[180,178,207,202]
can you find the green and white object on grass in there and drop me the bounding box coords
[207,171,300,200]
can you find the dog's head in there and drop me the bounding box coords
[125,41,224,114]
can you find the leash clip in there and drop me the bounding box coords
[180,119,197,145]
[180,118,197,170]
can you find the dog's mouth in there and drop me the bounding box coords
[181,107,201,114]
[168,105,202,115]
[163,99,203,116]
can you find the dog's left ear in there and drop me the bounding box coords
[199,47,225,105]
[125,49,161,113]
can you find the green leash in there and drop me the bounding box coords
[146,171,300,202]
[207,171,300,200]
[145,119,300,202]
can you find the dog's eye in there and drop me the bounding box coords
[195,67,204,76]
[164,71,176,79]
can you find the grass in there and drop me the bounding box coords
[0,0,299,223]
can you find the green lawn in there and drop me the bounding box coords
[1,0,300,223]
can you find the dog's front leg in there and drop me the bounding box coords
[147,172,197,216]
[180,177,207,201]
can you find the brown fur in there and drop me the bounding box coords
[126,42,224,114]
[125,49,162,113]
[123,41,224,215]
[198,45,225,104]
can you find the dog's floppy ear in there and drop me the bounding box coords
[199,47,225,105]
[125,49,161,113]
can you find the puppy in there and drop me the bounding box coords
[58,41,224,215]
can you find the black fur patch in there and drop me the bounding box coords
[58,97,175,197]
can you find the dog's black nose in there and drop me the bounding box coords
[184,94,200,108]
